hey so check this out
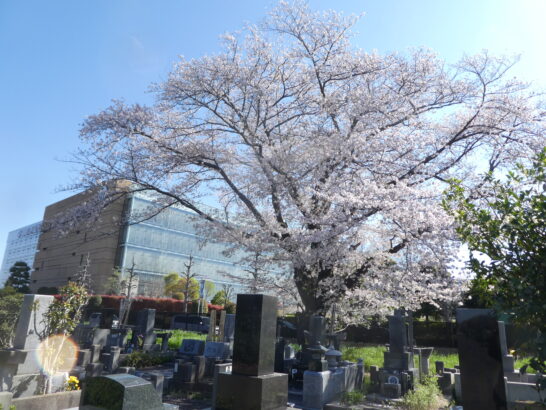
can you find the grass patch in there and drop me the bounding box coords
[167,329,206,350]
[340,344,536,372]
[400,376,448,410]
[341,345,386,370]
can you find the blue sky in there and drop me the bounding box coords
[0,0,544,265]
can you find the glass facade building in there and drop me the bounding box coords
[117,194,250,297]
[0,221,42,285]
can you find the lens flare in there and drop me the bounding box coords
[35,335,78,376]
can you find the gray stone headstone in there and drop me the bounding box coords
[284,345,295,359]
[193,355,206,382]
[204,341,230,360]
[149,373,164,399]
[89,312,102,327]
[81,374,164,410]
[435,360,445,375]
[90,344,101,363]
[208,310,217,341]
[498,321,509,355]
[13,294,54,350]
[223,314,236,342]
[85,362,103,378]
[388,310,407,354]
[78,349,92,367]
[456,308,507,410]
[136,309,156,350]
[92,328,111,347]
[178,339,205,356]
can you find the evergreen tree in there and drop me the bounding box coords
[5,261,31,293]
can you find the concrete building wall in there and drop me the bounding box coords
[30,190,125,294]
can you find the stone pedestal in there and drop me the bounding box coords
[216,372,287,410]
[303,365,358,410]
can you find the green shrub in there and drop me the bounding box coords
[0,287,23,348]
[224,301,236,314]
[341,390,364,405]
[400,377,447,410]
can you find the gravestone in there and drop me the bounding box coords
[13,294,54,350]
[223,314,236,343]
[215,294,288,410]
[377,309,417,398]
[456,308,507,410]
[498,321,516,373]
[103,346,121,373]
[85,362,103,378]
[0,294,54,398]
[208,310,217,341]
[178,339,205,356]
[81,374,164,410]
[89,312,102,327]
[77,349,92,367]
[90,344,101,363]
[92,328,111,347]
[204,341,230,360]
[414,347,433,379]
[135,309,156,351]
[218,310,226,341]
[174,339,207,386]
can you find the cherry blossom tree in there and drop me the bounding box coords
[72,1,545,321]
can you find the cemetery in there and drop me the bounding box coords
[0,285,545,409]
[1,1,545,410]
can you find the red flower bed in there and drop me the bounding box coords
[93,295,225,314]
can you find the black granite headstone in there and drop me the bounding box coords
[456,308,507,410]
[388,310,407,354]
[232,294,277,376]
[216,294,288,410]
[81,374,163,410]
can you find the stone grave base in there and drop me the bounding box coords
[1,373,41,398]
[302,365,358,410]
[215,372,287,410]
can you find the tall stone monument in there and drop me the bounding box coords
[133,309,156,351]
[0,294,55,397]
[378,309,418,398]
[215,294,288,410]
[456,308,507,410]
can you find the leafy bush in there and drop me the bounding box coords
[400,377,448,410]
[341,390,364,405]
[0,287,23,348]
[224,301,236,314]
